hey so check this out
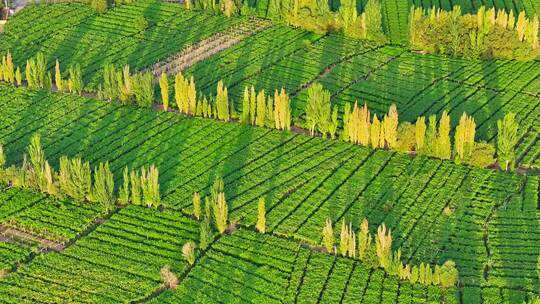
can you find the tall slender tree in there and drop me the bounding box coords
[159,73,169,111]
[322,218,334,253]
[216,80,230,121]
[415,116,426,154]
[305,83,331,135]
[454,113,476,164]
[256,197,266,233]
[497,113,519,170]
[435,111,451,159]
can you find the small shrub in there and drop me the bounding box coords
[160,265,178,289]
[90,0,107,13]
[135,16,149,32]
[182,241,196,265]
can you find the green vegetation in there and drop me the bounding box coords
[410,6,540,60]
[0,85,536,302]
[0,1,539,303]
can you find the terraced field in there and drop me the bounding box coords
[0,84,537,302]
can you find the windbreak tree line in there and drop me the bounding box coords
[0,54,522,171]
[410,6,540,60]
[302,82,518,170]
[322,218,459,288]
[0,134,161,209]
[187,0,385,42]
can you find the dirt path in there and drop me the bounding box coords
[0,224,65,251]
[147,19,272,77]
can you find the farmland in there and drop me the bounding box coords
[0,0,539,303]
[0,84,537,302]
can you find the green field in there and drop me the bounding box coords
[0,0,539,303]
[3,2,539,168]
[0,85,537,302]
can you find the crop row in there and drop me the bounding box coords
[150,229,458,303]
[0,242,33,274]
[0,206,199,303]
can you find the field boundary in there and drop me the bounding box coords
[147,19,272,77]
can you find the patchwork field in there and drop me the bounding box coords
[0,85,537,302]
[1,2,538,168]
[0,0,539,303]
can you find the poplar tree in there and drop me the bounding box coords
[90,162,115,207]
[187,76,197,114]
[159,72,169,111]
[265,95,274,128]
[439,260,459,287]
[436,111,451,160]
[193,192,201,220]
[43,161,55,195]
[328,106,339,139]
[497,113,519,171]
[358,103,371,146]
[130,169,142,205]
[348,229,356,258]
[25,60,33,89]
[274,88,291,130]
[199,198,213,250]
[364,0,384,41]
[341,103,351,142]
[358,218,371,260]
[103,64,118,100]
[118,65,133,104]
[0,145,4,169]
[415,116,426,154]
[375,223,392,269]
[454,113,476,164]
[132,72,154,108]
[339,0,357,35]
[15,67,22,86]
[141,165,160,207]
[241,86,250,124]
[118,166,130,205]
[305,83,331,135]
[216,80,230,121]
[339,220,350,257]
[347,102,370,145]
[256,197,266,233]
[322,218,334,253]
[211,178,228,234]
[59,156,92,202]
[55,60,63,92]
[174,73,186,112]
[383,104,398,149]
[255,89,266,127]
[68,64,83,95]
[3,52,14,84]
[26,53,46,89]
[370,114,381,148]
[425,115,437,156]
[27,134,46,191]
[249,86,257,125]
